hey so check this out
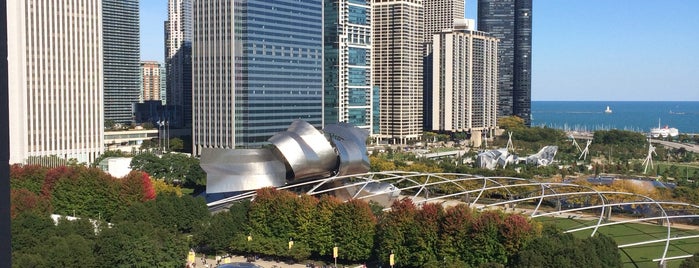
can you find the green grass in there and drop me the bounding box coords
[537,217,699,268]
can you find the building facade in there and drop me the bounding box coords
[7,0,104,165]
[324,0,374,133]
[372,0,424,144]
[429,26,499,134]
[478,0,532,126]
[140,61,167,103]
[192,0,324,155]
[165,0,192,128]
[103,0,140,124]
[423,0,464,43]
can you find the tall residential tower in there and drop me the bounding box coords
[165,0,192,128]
[103,0,140,124]
[373,0,424,144]
[140,61,167,103]
[429,21,499,134]
[8,0,104,164]
[478,0,532,126]
[192,0,324,155]
[423,0,464,43]
[324,0,374,133]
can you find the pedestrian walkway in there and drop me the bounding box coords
[190,255,311,268]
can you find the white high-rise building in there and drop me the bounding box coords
[423,0,464,43]
[7,0,104,165]
[372,0,424,144]
[430,24,499,133]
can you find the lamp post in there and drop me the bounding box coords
[333,245,338,268]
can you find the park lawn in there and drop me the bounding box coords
[536,217,699,268]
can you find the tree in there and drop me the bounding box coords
[199,201,250,254]
[408,203,443,265]
[498,116,525,130]
[169,137,184,151]
[468,211,507,266]
[44,166,123,221]
[332,199,376,262]
[374,199,419,267]
[438,204,473,263]
[95,221,188,267]
[10,188,52,219]
[680,252,699,268]
[10,164,48,194]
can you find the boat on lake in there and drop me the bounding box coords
[650,119,679,138]
[604,106,612,114]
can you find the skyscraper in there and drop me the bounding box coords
[192,0,324,155]
[429,21,499,134]
[140,61,167,103]
[478,0,532,126]
[103,0,140,124]
[165,0,192,128]
[373,0,424,144]
[324,0,374,133]
[423,0,464,43]
[7,0,104,164]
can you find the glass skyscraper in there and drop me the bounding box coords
[324,0,373,133]
[478,0,532,126]
[193,0,323,155]
[165,0,192,128]
[103,0,141,124]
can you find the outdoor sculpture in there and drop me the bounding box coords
[200,121,369,199]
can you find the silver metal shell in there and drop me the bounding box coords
[200,148,287,193]
[268,120,337,180]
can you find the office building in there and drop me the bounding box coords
[324,0,374,133]
[103,0,140,124]
[7,0,104,165]
[373,0,424,144]
[478,0,532,126]
[165,0,192,128]
[192,0,324,155]
[140,61,166,103]
[428,21,499,134]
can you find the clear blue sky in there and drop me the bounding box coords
[141,0,699,101]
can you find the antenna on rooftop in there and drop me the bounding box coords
[642,139,657,174]
[579,140,591,160]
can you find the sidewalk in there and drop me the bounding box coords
[190,255,316,268]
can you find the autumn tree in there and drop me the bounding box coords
[332,199,376,262]
[374,199,419,267]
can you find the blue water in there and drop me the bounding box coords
[531,101,699,134]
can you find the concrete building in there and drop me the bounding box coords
[103,0,140,124]
[140,61,166,103]
[372,0,424,144]
[427,21,499,135]
[192,0,324,155]
[7,0,104,165]
[478,0,532,126]
[165,0,192,128]
[423,0,464,43]
[324,0,375,134]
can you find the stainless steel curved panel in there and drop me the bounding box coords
[268,120,337,180]
[200,148,287,193]
[324,123,370,176]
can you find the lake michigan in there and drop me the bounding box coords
[531,101,699,134]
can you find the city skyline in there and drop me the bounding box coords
[141,0,699,101]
